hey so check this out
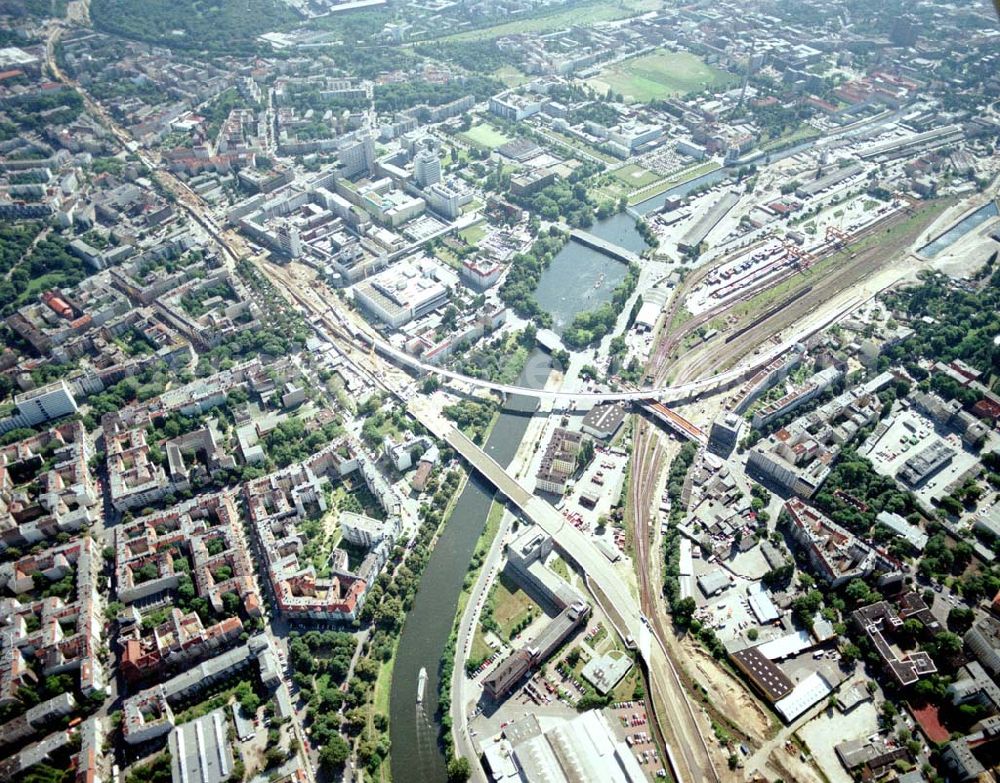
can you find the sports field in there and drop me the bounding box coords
[460,123,511,149]
[586,50,736,102]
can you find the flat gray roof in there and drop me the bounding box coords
[168,708,233,783]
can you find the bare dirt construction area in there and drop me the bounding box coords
[679,634,775,745]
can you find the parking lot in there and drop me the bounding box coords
[689,567,774,645]
[861,407,980,507]
[798,699,880,783]
[607,700,668,778]
[559,443,631,552]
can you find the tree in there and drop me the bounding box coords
[447,757,472,783]
[520,322,537,347]
[936,631,963,657]
[355,657,379,682]
[948,605,975,633]
[264,747,287,768]
[673,596,697,626]
[844,578,873,606]
[319,735,350,772]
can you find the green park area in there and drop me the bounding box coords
[494,65,531,88]
[611,163,662,189]
[459,122,512,150]
[482,572,543,644]
[587,50,736,102]
[439,0,661,41]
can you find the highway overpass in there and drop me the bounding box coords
[333,305,815,403]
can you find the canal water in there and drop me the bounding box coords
[389,350,552,783]
[387,134,822,780]
[919,201,999,258]
[533,241,629,333]
[531,167,731,333]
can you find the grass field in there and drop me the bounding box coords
[371,654,395,783]
[459,220,487,245]
[612,163,662,188]
[758,124,822,153]
[491,572,541,642]
[439,0,661,41]
[470,625,492,665]
[587,50,736,103]
[460,123,511,149]
[494,65,531,88]
[549,556,571,581]
[628,161,722,206]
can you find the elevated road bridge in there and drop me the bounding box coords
[409,412,719,783]
[335,305,808,403]
[569,229,642,264]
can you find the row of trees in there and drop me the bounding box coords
[499,228,567,326]
[373,75,502,113]
[662,442,698,612]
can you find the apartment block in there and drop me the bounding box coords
[535,428,583,496]
[114,492,261,618]
[245,439,402,621]
[784,498,902,588]
[0,537,104,706]
[0,421,99,550]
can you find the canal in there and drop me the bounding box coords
[531,166,731,333]
[389,350,552,783]
[919,201,999,258]
[533,241,630,333]
[387,134,823,779]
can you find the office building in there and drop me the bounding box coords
[488,91,543,121]
[338,133,376,179]
[852,599,937,686]
[353,256,449,328]
[413,148,441,188]
[709,411,743,457]
[4,380,78,431]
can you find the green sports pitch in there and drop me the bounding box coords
[586,50,736,103]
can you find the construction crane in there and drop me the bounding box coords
[784,242,816,270]
[825,224,849,248]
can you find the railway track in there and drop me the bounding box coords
[624,201,936,782]
[672,200,940,386]
[646,202,920,382]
